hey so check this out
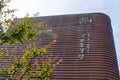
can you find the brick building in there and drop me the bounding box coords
[36,13,119,80]
[0,13,119,80]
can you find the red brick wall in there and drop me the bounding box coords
[36,13,119,80]
[1,13,119,80]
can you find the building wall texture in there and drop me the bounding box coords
[36,13,119,80]
[0,13,119,80]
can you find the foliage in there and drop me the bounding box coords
[0,0,62,80]
[0,42,60,80]
[0,11,48,44]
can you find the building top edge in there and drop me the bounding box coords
[35,13,111,27]
[36,13,111,21]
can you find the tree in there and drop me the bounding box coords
[0,0,62,80]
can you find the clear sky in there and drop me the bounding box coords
[8,0,120,71]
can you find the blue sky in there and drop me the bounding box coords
[9,0,120,70]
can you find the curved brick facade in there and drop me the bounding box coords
[0,13,119,80]
[36,13,119,80]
